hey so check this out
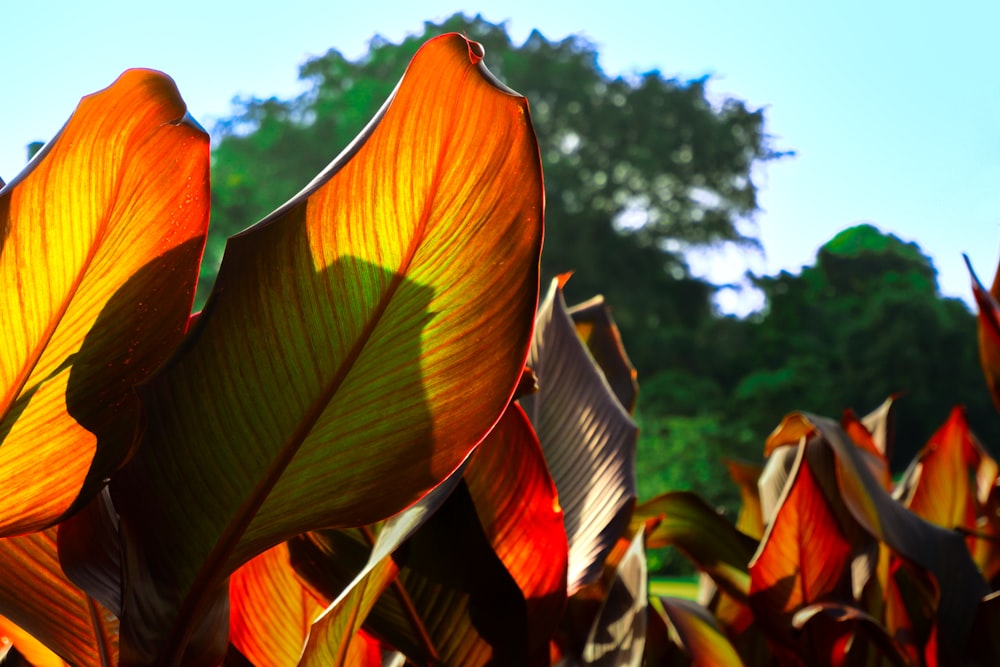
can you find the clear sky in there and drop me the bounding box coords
[3,1,999,313]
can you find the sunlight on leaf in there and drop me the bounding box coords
[464,404,568,662]
[520,280,637,595]
[229,543,326,667]
[0,69,208,535]
[106,33,542,665]
[0,529,117,666]
[653,596,743,667]
[749,443,853,652]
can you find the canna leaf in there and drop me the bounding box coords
[896,407,995,561]
[579,528,647,667]
[567,296,638,414]
[0,529,117,666]
[295,484,530,666]
[229,543,326,667]
[965,254,1000,412]
[841,408,892,491]
[775,412,988,664]
[791,601,910,667]
[108,33,542,665]
[0,621,67,667]
[519,280,638,594]
[749,442,854,653]
[725,459,764,540]
[463,403,568,663]
[294,406,565,666]
[653,596,743,667]
[0,70,209,534]
[633,491,756,601]
[298,555,397,667]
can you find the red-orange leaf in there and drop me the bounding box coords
[966,254,1000,411]
[229,543,326,667]
[749,443,853,652]
[896,408,986,553]
[0,69,208,534]
[841,408,892,490]
[464,403,568,662]
[108,34,542,666]
[786,413,987,664]
[0,529,117,666]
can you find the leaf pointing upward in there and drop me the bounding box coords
[0,70,208,534]
[109,34,543,666]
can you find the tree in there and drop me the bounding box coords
[205,13,782,376]
[731,224,998,465]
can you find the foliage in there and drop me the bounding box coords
[205,12,999,489]
[5,18,1000,667]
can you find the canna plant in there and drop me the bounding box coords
[0,32,561,665]
[5,24,1000,667]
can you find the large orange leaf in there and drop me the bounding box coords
[464,403,568,663]
[107,34,542,665]
[896,408,993,555]
[519,280,638,595]
[0,70,209,534]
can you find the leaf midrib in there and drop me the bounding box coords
[163,62,473,665]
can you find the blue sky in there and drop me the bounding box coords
[3,1,999,313]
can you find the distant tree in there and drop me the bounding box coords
[729,224,997,465]
[205,13,782,376]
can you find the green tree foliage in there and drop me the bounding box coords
[730,224,997,465]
